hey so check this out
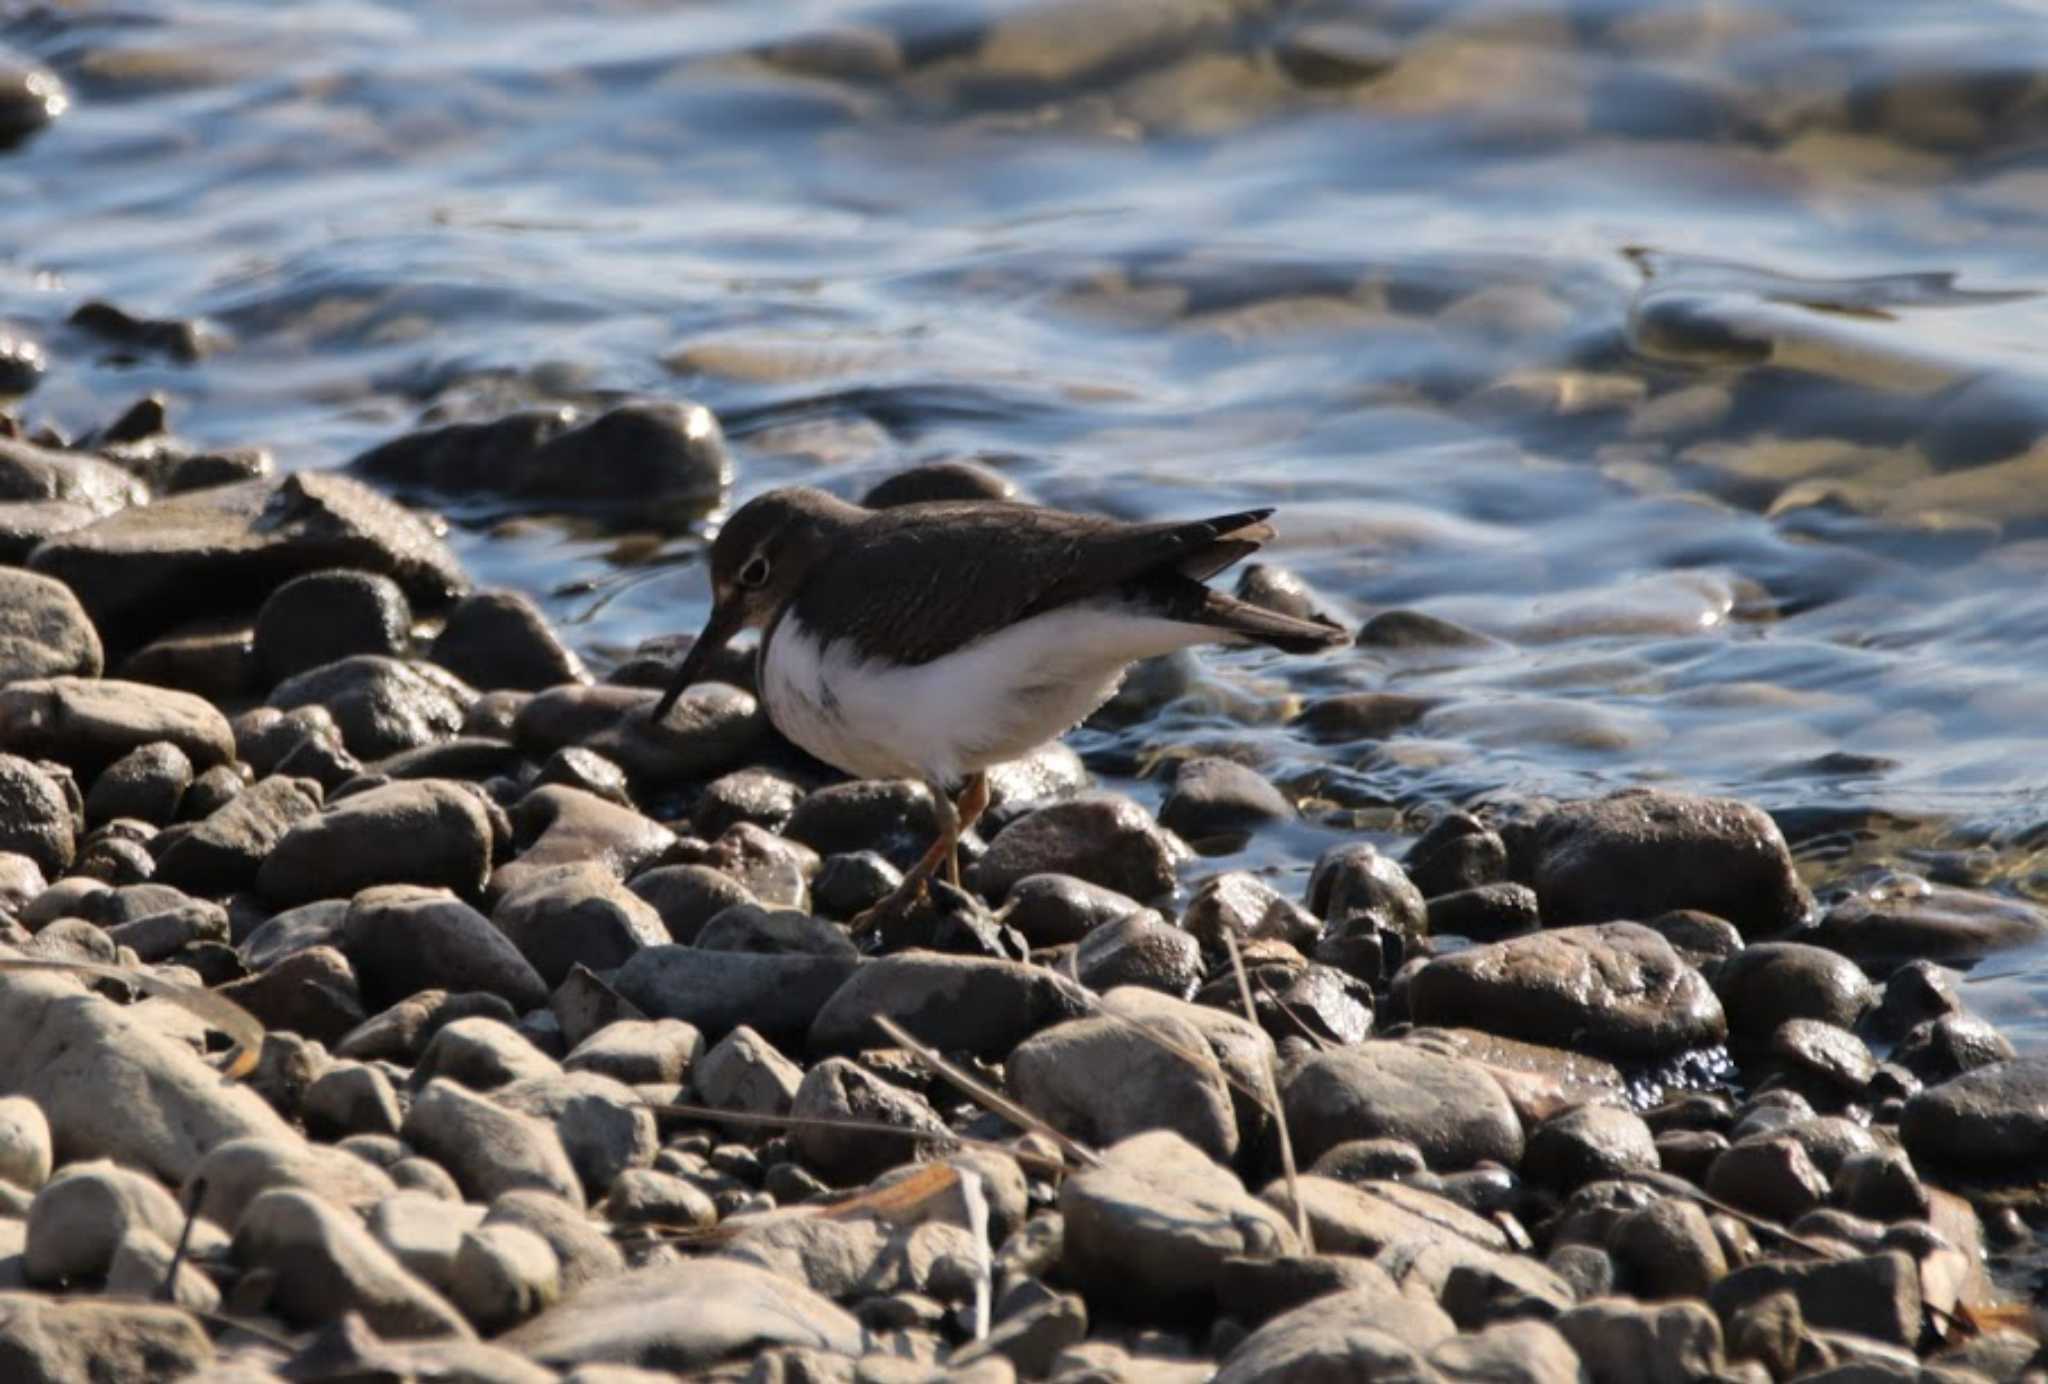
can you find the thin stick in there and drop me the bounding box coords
[0,959,264,1078]
[160,1176,206,1303]
[872,1014,1100,1170]
[1225,932,1312,1253]
[641,1100,1069,1176]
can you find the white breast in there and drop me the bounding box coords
[760,604,1233,786]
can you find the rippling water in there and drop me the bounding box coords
[7,0,2048,1036]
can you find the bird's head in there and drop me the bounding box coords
[651,486,861,719]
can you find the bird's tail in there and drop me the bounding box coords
[1144,573,1350,653]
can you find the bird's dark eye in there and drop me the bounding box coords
[737,555,771,589]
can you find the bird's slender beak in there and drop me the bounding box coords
[650,599,743,722]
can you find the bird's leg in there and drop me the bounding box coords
[947,771,991,887]
[850,782,960,935]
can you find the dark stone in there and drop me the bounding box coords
[85,741,191,828]
[1901,1056,2048,1177]
[253,569,411,685]
[696,902,854,958]
[1705,1137,1830,1224]
[219,945,366,1045]
[1521,1105,1658,1198]
[1281,1042,1525,1170]
[429,589,587,692]
[1813,874,2048,967]
[353,401,730,512]
[1892,1012,2016,1084]
[860,460,1017,508]
[1712,942,1875,1050]
[1157,757,1295,846]
[1404,813,1508,898]
[340,886,549,1013]
[1294,691,1438,742]
[115,617,258,703]
[0,754,74,875]
[69,300,206,362]
[1072,909,1202,998]
[268,655,471,760]
[537,747,630,808]
[30,471,467,653]
[258,779,492,907]
[1181,871,1321,952]
[1530,789,1812,937]
[611,945,860,1046]
[492,861,672,985]
[810,851,901,919]
[1708,1251,1920,1350]
[973,793,1190,903]
[809,952,1088,1058]
[1308,841,1427,938]
[626,864,756,944]
[1000,873,1143,948]
[1425,882,1540,941]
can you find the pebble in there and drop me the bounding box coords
[432,590,589,692]
[563,1017,703,1086]
[1529,789,1811,936]
[1308,840,1428,937]
[626,863,757,943]
[496,1070,658,1199]
[998,872,1143,948]
[261,778,493,905]
[85,740,192,827]
[0,569,102,683]
[1281,1040,1525,1169]
[24,1158,192,1283]
[187,1133,398,1228]
[303,1060,405,1139]
[1071,908,1203,996]
[971,792,1192,902]
[691,1023,803,1123]
[268,655,471,760]
[254,569,413,684]
[233,1186,472,1338]
[1156,756,1295,844]
[1405,921,1727,1059]
[1009,985,1271,1164]
[340,885,549,1012]
[493,860,671,985]
[401,1078,585,1206]
[154,774,323,895]
[1180,870,1321,951]
[808,951,1088,1058]
[1901,1056,2048,1177]
[0,676,233,777]
[494,785,676,901]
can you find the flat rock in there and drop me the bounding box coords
[1281,1040,1525,1170]
[808,952,1087,1058]
[1405,922,1726,1059]
[499,1257,861,1371]
[0,568,101,681]
[260,779,492,906]
[234,1186,471,1339]
[0,676,232,776]
[1814,875,2048,966]
[611,946,859,1046]
[341,885,549,1012]
[1530,789,1811,937]
[563,1017,703,1086]
[971,792,1191,903]
[30,470,467,651]
[1060,1129,1300,1316]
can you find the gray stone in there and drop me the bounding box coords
[1608,1197,1727,1300]
[563,1017,703,1087]
[1522,1104,1659,1197]
[603,1168,716,1229]
[0,568,101,682]
[496,1070,658,1200]
[0,756,72,876]
[791,1057,947,1186]
[691,1024,803,1125]
[402,1078,584,1207]
[0,1099,50,1192]
[369,1189,485,1292]
[1157,757,1295,843]
[233,1186,471,1338]
[416,1016,561,1091]
[187,1133,397,1229]
[84,741,189,827]
[25,1159,188,1284]
[1061,1130,1300,1316]
[342,885,548,1012]
[611,945,858,1046]
[0,1293,214,1380]
[1072,908,1202,998]
[255,569,412,684]
[493,786,676,902]
[1554,1297,1726,1384]
[499,1257,862,1370]
[1281,1040,1525,1170]
[303,1061,405,1139]
[1213,1288,1448,1383]
[450,1221,562,1333]
[492,861,670,987]
[627,864,756,944]
[484,1190,625,1294]
[1181,871,1320,951]
[261,778,492,906]
[972,793,1191,903]
[1709,1251,1921,1350]
[0,676,233,776]
[269,654,471,760]
[809,952,1087,1058]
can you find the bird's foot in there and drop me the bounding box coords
[848,872,933,938]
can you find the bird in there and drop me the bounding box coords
[652,485,1349,923]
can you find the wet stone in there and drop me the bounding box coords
[535,746,629,808]
[810,850,901,919]
[354,401,730,512]
[30,470,467,652]
[1901,1056,2048,1178]
[1308,841,1428,938]
[1521,1104,1659,1198]
[1814,874,2048,967]
[1706,1136,1831,1224]
[1294,690,1439,742]
[861,459,1017,507]
[1073,908,1202,997]
[1643,908,1745,969]
[1404,812,1509,898]
[783,778,940,869]
[1769,1018,1875,1095]
[1871,959,1964,1040]
[690,767,800,838]
[268,654,471,760]
[1181,871,1321,951]
[1426,881,1541,941]
[254,569,413,685]
[431,589,588,693]
[998,872,1142,948]
[494,786,676,902]
[1892,1011,2016,1083]
[971,792,1191,903]
[1157,757,1296,846]
[1712,942,1875,1050]
[85,740,191,827]
[1406,921,1726,1060]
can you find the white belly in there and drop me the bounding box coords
[760,605,1231,786]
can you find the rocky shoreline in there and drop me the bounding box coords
[0,392,2039,1382]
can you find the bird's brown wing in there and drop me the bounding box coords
[790,503,1277,665]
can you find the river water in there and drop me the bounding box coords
[5,0,2048,1039]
